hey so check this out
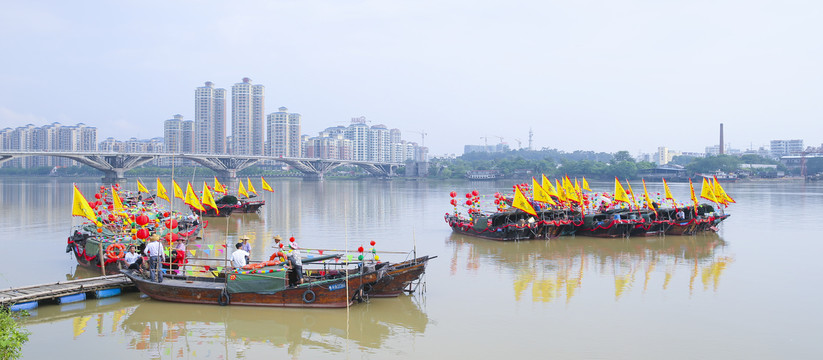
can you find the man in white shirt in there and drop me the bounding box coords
[122,245,144,275]
[286,242,303,286]
[144,234,165,282]
[231,242,249,268]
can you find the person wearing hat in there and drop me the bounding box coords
[273,235,283,249]
[239,235,251,264]
[286,241,303,286]
[144,234,165,282]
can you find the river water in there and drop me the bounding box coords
[1,177,821,359]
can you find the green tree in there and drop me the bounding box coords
[1,309,29,360]
[686,155,741,174]
[612,150,634,164]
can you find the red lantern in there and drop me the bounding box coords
[107,205,114,211]
[465,200,472,206]
[164,233,178,242]
[163,211,170,218]
[450,199,457,206]
[136,228,149,239]
[472,190,479,196]
[494,199,500,204]
[97,210,103,215]
[108,214,115,221]
[96,228,103,233]
[135,214,149,226]
[279,243,284,248]
[449,191,457,198]
[165,219,178,229]
[370,240,376,246]
[289,236,295,242]
[494,192,500,198]
[94,193,102,199]
[465,193,472,199]
[357,246,364,253]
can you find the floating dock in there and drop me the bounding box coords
[0,274,136,310]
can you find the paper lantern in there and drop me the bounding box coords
[94,193,102,199]
[465,200,472,206]
[165,219,178,229]
[163,211,170,218]
[375,255,380,261]
[135,214,149,226]
[164,233,178,242]
[471,190,479,196]
[357,246,364,253]
[358,254,364,261]
[449,191,457,198]
[370,240,376,246]
[136,228,150,239]
[465,193,472,199]
[450,199,457,206]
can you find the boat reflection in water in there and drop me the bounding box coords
[120,294,429,357]
[447,233,734,303]
[20,293,428,358]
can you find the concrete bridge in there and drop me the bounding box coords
[0,151,401,182]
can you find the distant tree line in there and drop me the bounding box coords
[429,149,786,179]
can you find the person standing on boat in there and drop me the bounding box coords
[240,235,251,264]
[231,242,249,269]
[145,234,165,283]
[286,242,303,286]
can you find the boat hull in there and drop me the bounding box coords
[122,270,378,308]
[368,256,433,298]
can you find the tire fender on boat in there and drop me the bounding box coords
[302,289,316,303]
[218,289,230,306]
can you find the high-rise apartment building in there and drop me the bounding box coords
[232,78,264,155]
[0,123,96,168]
[266,107,302,157]
[194,81,226,154]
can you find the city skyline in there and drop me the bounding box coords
[1,1,822,156]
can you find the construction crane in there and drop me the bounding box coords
[494,136,504,144]
[410,130,427,147]
[480,136,488,147]
[514,138,522,149]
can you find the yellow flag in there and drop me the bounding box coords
[184,182,205,211]
[642,179,655,212]
[247,178,258,195]
[111,186,124,212]
[555,179,566,202]
[541,174,559,198]
[72,185,97,222]
[512,186,537,216]
[582,177,591,191]
[713,175,735,204]
[662,178,675,201]
[136,179,149,194]
[156,178,169,202]
[201,182,219,214]
[172,180,184,200]
[700,177,719,203]
[613,177,630,203]
[261,177,273,192]
[532,177,556,205]
[213,177,226,194]
[689,178,699,214]
[625,179,638,208]
[564,176,579,203]
[238,180,249,198]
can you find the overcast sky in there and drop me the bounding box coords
[1,0,821,157]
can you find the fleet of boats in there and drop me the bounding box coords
[60,172,733,310]
[446,176,734,241]
[66,178,433,308]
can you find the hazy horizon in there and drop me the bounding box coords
[2,1,821,157]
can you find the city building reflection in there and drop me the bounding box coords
[447,234,734,303]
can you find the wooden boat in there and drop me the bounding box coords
[121,256,379,308]
[233,199,265,213]
[367,255,435,298]
[67,225,145,275]
[576,210,642,238]
[445,209,580,241]
[188,204,234,217]
[657,205,730,235]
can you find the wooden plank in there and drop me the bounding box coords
[0,274,135,307]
